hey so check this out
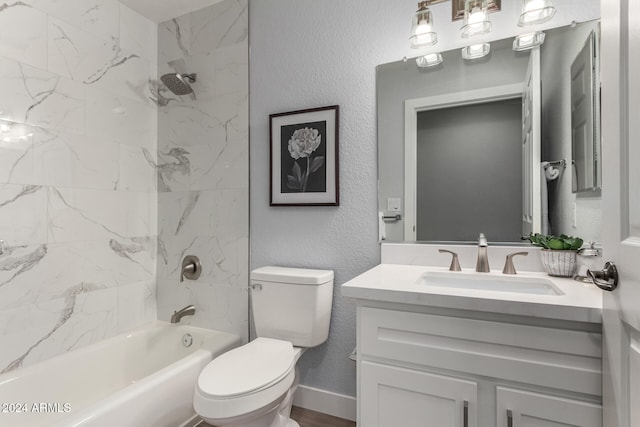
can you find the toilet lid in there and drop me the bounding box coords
[198,338,294,398]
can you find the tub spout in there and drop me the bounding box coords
[171,305,196,324]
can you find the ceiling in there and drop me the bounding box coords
[119,0,224,23]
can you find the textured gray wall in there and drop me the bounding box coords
[248,1,395,396]
[416,100,523,242]
[249,0,600,398]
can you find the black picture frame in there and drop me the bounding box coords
[269,105,339,206]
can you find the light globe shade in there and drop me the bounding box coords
[410,1,437,48]
[518,0,556,26]
[416,53,443,68]
[513,31,546,51]
[461,43,491,59]
[461,0,491,38]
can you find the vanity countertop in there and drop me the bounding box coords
[342,264,602,324]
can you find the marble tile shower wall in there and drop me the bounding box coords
[0,0,158,373]
[155,0,249,340]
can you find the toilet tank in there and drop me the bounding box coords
[250,266,333,347]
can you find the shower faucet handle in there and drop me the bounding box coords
[439,249,461,271]
[180,255,202,282]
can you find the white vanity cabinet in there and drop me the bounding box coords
[361,361,478,427]
[496,387,601,427]
[355,305,602,427]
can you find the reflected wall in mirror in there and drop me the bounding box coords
[571,30,601,195]
[377,19,602,244]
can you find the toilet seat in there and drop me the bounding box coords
[194,338,297,420]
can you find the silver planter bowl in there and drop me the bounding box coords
[540,249,577,277]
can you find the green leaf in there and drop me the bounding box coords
[529,233,584,250]
[548,239,565,250]
[566,237,584,250]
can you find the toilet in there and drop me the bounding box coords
[193,266,334,427]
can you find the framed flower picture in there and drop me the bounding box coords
[269,105,339,206]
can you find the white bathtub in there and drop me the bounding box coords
[0,321,241,427]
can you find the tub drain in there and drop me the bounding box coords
[182,333,193,348]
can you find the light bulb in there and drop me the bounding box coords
[460,0,491,38]
[518,0,556,26]
[513,31,546,51]
[461,43,490,59]
[416,53,443,68]
[520,34,535,44]
[469,44,484,54]
[410,2,437,48]
[468,8,487,25]
[524,0,545,13]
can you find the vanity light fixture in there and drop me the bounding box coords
[513,31,546,51]
[410,1,438,48]
[416,52,444,67]
[461,42,490,59]
[518,0,556,26]
[460,0,491,38]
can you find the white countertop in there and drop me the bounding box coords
[342,264,603,324]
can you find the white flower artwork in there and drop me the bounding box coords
[286,127,325,192]
[269,105,339,206]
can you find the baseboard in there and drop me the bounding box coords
[292,384,356,422]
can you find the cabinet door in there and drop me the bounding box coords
[496,387,601,427]
[360,361,477,427]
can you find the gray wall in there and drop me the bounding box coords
[249,0,600,399]
[416,100,523,242]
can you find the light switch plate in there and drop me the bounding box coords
[387,198,401,212]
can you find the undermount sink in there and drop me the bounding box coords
[418,271,564,296]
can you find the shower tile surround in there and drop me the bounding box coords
[0,0,249,373]
[0,0,158,373]
[154,0,248,339]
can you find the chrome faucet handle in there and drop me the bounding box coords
[439,249,461,271]
[502,251,529,275]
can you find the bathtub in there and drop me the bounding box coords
[0,321,241,427]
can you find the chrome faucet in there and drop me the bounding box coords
[170,305,196,324]
[476,233,490,272]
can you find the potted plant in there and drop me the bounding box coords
[529,233,584,277]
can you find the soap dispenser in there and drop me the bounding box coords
[574,242,601,282]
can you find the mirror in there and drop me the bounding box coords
[377,19,602,244]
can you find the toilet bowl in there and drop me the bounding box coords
[194,266,333,427]
[194,338,304,427]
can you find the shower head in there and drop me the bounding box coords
[160,73,196,96]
